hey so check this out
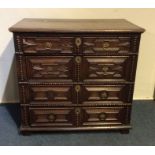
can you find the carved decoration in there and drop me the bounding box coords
[100,91,108,100]
[82,85,132,103]
[81,107,127,126]
[19,55,24,80]
[27,57,73,79]
[30,108,74,127]
[83,37,130,54]
[132,35,140,53]
[30,86,72,102]
[32,64,68,78]
[87,57,126,79]
[16,35,22,54]
[16,55,27,81]
[22,37,74,53]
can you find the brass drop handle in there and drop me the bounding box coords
[45,42,53,48]
[103,42,110,49]
[75,85,81,92]
[75,37,82,47]
[99,113,106,121]
[75,56,82,64]
[100,91,108,100]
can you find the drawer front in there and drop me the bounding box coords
[26,56,75,81]
[83,36,131,55]
[28,85,75,106]
[29,107,75,127]
[78,84,133,105]
[81,56,136,82]
[80,106,130,126]
[21,36,75,54]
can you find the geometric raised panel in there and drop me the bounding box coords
[80,106,130,126]
[29,85,75,106]
[29,107,75,127]
[79,84,133,105]
[83,36,131,55]
[22,37,74,54]
[26,56,74,81]
[82,56,136,82]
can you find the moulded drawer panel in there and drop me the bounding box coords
[29,107,76,127]
[26,56,75,82]
[78,84,133,105]
[21,36,75,54]
[28,85,76,106]
[81,56,137,82]
[80,106,130,126]
[83,36,131,55]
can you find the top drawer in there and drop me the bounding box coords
[83,36,131,55]
[15,35,75,55]
[15,34,139,55]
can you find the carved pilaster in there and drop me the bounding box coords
[16,55,27,81]
[132,34,140,53]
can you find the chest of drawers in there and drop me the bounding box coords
[9,19,145,134]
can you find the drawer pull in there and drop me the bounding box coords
[47,114,55,121]
[99,113,106,121]
[45,42,53,48]
[102,66,109,72]
[75,85,81,92]
[100,91,108,100]
[103,42,110,49]
[75,108,81,114]
[75,37,82,47]
[75,56,82,64]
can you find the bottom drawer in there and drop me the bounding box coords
[29,107,76,127]
[29,106,131,128]
[80,106,130,126]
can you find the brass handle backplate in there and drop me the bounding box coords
[75,85,81,92]
[75,56,82,64]
[75,37,82,47]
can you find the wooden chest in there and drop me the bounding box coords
[9,19,145,134]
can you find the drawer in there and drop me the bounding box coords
[26,56,75,81]
[29,107,76,127]
[83,36,131,55]
[78,84,133,105]
[22,84,133,106]
[81,56,136,82]
[19,36,75,54]
[80,106,130,126]
[28,85,75,106]
[29,106,130,127]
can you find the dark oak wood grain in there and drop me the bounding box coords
[10,19,145,134]
[9,18,145,33]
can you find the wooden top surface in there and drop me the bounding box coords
[9,18,145,33]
